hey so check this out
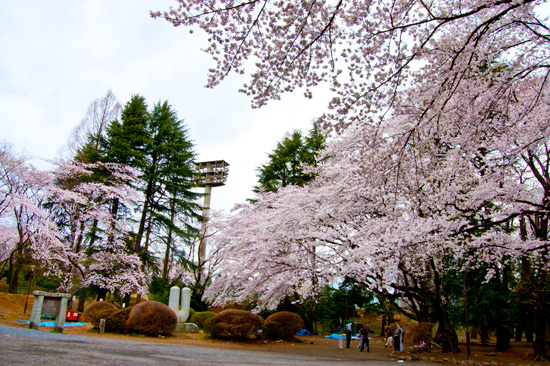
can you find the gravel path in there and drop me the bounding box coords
[0,325,431,366]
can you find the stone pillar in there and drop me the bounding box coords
[54,296,69,333]
[29,293,45,330]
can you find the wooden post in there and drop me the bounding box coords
[99,319,106,334]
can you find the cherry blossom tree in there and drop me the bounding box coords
[41,160,147,296]
[0,147,148,298]
[204,190,349,334]
[0,142,52,293]
[154,0,550,356]
[152,1,549,125]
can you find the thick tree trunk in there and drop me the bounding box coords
[433,304,460,354]
[434,321,460,353]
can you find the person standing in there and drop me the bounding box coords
[385,326,393,349]
[360,322,370,352]
[346,320,354,348]
[337,317,344,349]
[356,324,363,349]
[394,323,403,352]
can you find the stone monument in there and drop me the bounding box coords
[168,286,198,333]
[29,291,71,333]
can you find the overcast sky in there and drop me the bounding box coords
[0,1,330,212]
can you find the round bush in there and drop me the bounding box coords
[105,307,133,334]
[264,311,304,340]
[188,307,196,321]
[190,311,217,329]
[207,309,263,341]
[262,320,284,340]
[91,308,117,328]
[83,301,118,322]
[126,300,178,337]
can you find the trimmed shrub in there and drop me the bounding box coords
[126,300,178,337]
[188,307,196,321]
[207,309,263,341]
[84,301,118,322]
[262,320,284,340]
[203,316,215,334]
[190,311,217,329]
[264,311,304,340]
[105,307,133,334]
[91,308,117,328]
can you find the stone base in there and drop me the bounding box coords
[175,322,199,333]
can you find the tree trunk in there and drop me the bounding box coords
[123,293,131,308]
[77,287,87,312]
[529,214,549,359]
[533,270,548,359]
[8,252,21,294]
[97,288,108,301]
[433,298,460,354]
[496,324,511,351]
[480,324,490,345]
[434,321,460,353]
[515,325,523,342]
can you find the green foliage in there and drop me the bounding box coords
[189,284,210,311]
[207,310,263,341]
[190,311,217,328]
[91,308,118,328]
[34,275,61,292]
[147,276,171,305]
[126,300,178,337]
[83,301,118,322]
[264,311,304,340]
[316,280,377,321]
[100,96,203,283]
[105,307,133,334]
[262,320,284,340]
[254,122,325,193]
[460,263,515,345]
[203,316,215,334]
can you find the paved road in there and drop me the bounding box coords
[0,325,430,365]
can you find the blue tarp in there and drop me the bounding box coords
[296,328,311,335]
[17,320,85,327]
[324,333,370,339]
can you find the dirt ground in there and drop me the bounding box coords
[1,292,548,366]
